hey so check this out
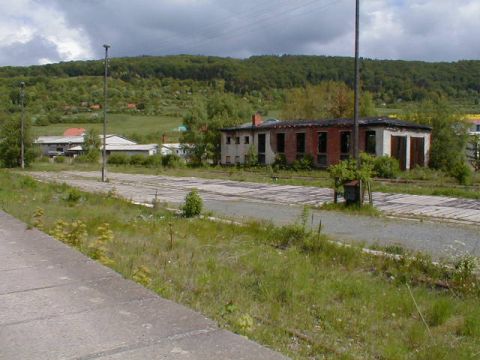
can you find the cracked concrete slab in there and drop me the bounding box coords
[0,211,287,360]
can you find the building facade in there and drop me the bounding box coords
[221,116,432,170]
[35,135,157,157]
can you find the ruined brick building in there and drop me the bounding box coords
[220,114,431,170]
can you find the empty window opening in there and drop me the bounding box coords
[365,131,376,154]
[317,132,328,167]
[340,131,351,160]
[277,133,285,153]
[296,133,306,154]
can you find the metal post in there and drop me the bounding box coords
[353,0,360,166]
[20,82,25,169]
[102,44,110,182]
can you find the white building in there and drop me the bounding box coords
[35,135,157,157]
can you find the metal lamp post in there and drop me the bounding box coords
[20,82,25,169]
[102,44,110,182]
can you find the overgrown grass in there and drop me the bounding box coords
[1,170,479,359]
[32,113,183,143]
[319,202,381,217]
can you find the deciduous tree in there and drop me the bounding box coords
[0,114,35,167]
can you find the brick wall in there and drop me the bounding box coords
[269,126,373,167]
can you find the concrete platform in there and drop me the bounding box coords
[0,211,287,360]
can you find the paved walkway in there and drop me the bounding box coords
[27,171,480,259]
[0,211,287,360]
[31,171,480,225]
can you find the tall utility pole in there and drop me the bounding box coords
[353,0,360,166]
[20,82,25,169]
[102,44,110,182]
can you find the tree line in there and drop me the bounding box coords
[1,55,480,103]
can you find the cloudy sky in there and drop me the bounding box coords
[1,0,479,66]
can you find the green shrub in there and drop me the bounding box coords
[373,155,400,178]
[36,156,50,163]
[162,154,183,168]
[65,188,82,203]
[142,154,163,168]
[54,156,66,163]
[449,161,472,185]
[107,153,129,165]
[129,154,147,166]
[273,154,287,170]
[291,154,313,171]
[75,151,99,164]
[268,224,308,249]
[73,155,89,163]
[182,189,203,217]
[85,149,100,163]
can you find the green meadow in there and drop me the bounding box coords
[32,113,183,143]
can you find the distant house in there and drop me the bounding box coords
[467,117,480,135]
[63,128,86,136]
[160,143,190,159]
[220,115,432,170]
[67,143,158,157]
[35,135,138,157]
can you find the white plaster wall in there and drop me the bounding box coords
[375,129,384,157]
[380,128,431,169]
[221,131,253,164]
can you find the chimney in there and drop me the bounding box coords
[252,112,263,126]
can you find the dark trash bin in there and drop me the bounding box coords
[343,180,361,205]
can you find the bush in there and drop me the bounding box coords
[449,161,472,185]
[291,154,313,171]
[74,150,100,164]
[65,188,82,203]
[273,154,287,170]
[73,155,89,164]
[107,153,129,165]
[268,224,309,249]
[129,154,147,166]
[182,190,203,217]
[142,154,163,168]
[373,155,400,179]
[54,156,66,164]
[162,154,183,168]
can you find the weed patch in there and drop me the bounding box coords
[1,170,479,360]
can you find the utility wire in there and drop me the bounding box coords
[151,0,301,50]
[154,0,346,54]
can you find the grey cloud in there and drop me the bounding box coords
[51,0,356,59]
[361,0,480,61]
[3,0,480,65]
[0,36,61,66]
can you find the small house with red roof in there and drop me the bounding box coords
[63,128,86,137]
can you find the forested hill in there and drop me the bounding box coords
[1,55,480,102]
